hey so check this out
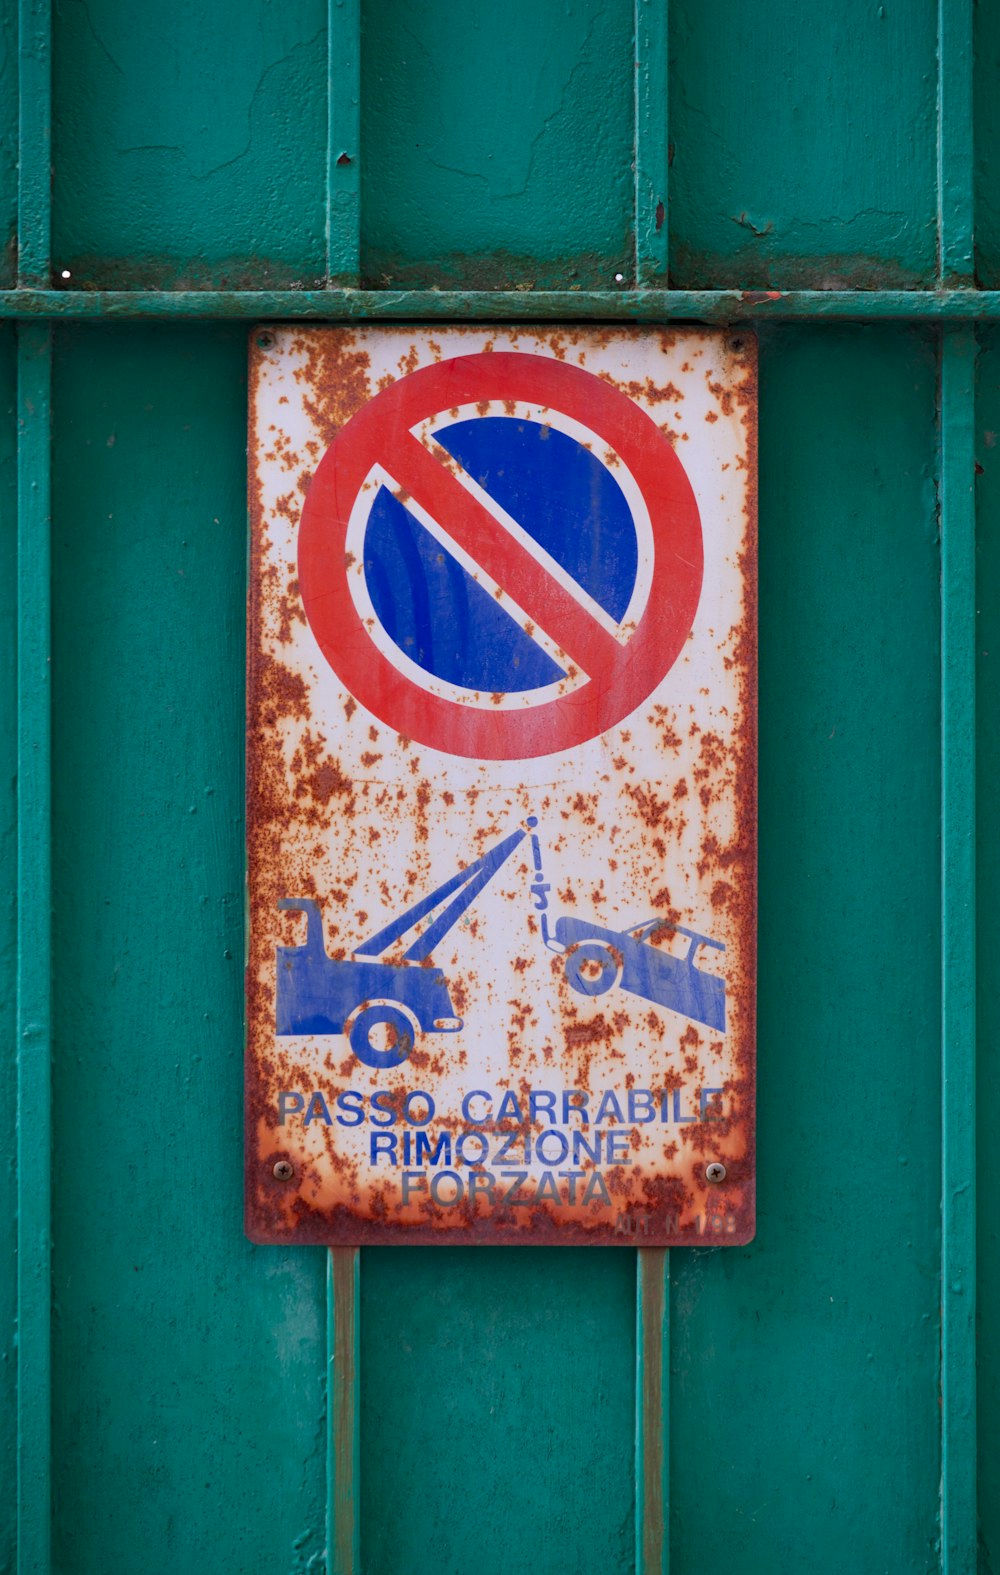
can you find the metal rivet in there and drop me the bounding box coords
[257,331,275,350]
[705,1161,727,1184]
[272,1159,294,1182]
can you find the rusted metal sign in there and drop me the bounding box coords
[246,326,756,1245]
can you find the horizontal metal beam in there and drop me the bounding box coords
[4,288,1000,322]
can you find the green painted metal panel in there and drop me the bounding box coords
[37,322,954,1575]
[50,0,641,294]
[359,0,635,289]
[976,327,1000,1572]
[16,321,54,1575]
[322,322,944,1575]
[975,8,1000,286]
[49,327,330,1574]
[3,0,991,1570]
[360,1249,637,1574]
[51,1,328,287]
[671,326,942,1571]
[670,0,938,288]
[0,325,17,1572]
[0,12,17,286]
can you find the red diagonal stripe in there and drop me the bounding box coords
[385,429,623,679]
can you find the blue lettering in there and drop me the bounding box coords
[595,1091,623,1123]
[370,1091,397,1126]
[536,1170,560,1203]
[415,1130,452,1166]
[497,1089,525,1123]
[606,1130,632,1164]
[628,1090,655,1123]
[561,1089,590,1126]
[278,1091,304,1124]
[499,1170,531,1205]
[582,1171,612,1206]
[494,1131,520,1163]
[456,1130,490,1166]
[572,1130,601,1165]
[560,1089,592,1127]
[304,1092,332,1126]
[335,1090,364,1127]
[430,1170,463,1206]
[468,1171,496,1205]
[536,1129,569,1165]
[462,1090,492,1124]
[370,1132,398,1164]
[700,1087,725,1120]
[403,1090,434,1126]
[672,1089,696,1124]
[529,1090,557,1124]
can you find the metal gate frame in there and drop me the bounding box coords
[12,0,979,1571]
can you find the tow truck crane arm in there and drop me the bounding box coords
[354,819,535,962]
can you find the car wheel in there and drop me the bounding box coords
[564,942,620,998]
[348,1004,416,1069]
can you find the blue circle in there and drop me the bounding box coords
[349,1004,414,1070]
[363,417,638,695]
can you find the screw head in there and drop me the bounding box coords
[256,330,275,350]
[705,1161,727,1184]
[272,1159,294,1182]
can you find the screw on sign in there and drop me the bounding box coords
[297,352,704,759]
[246,327,757,1248]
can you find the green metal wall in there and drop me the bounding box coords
[3,2,995,1572]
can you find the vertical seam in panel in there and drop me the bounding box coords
[17,6,53,1565]
[936,0,974,284]
[633,0,669,287]
[17,0,51,287]
[328,1247,360,1575]
[326,0,361,287]
[636,1247,669,1575]
[16,321,52,1575]
[939,325,977,1574]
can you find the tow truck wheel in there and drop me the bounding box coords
[564,942,620,998]
[348,1004,416,1070]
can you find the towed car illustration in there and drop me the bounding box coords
[545,916,726,1033]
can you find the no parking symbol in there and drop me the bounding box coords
[298,352,704,759]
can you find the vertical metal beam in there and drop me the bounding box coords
[940,324,977,1575]
[326,0,362,286]
[327,1248,360,1575]
[634,6,671,1557]
[636,1248,669,1575]
[937,0,976,1560]
[16,321,52,1575]
[633,0,669,287]
[16,0,53,1566]
[936,0,974,284]
[325,5,362,1549]
[17,0,51,287]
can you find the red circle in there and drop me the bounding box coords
[298,352,703,760]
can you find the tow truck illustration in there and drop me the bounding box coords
[528,828,727,1033]
[276,820,535,1069]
